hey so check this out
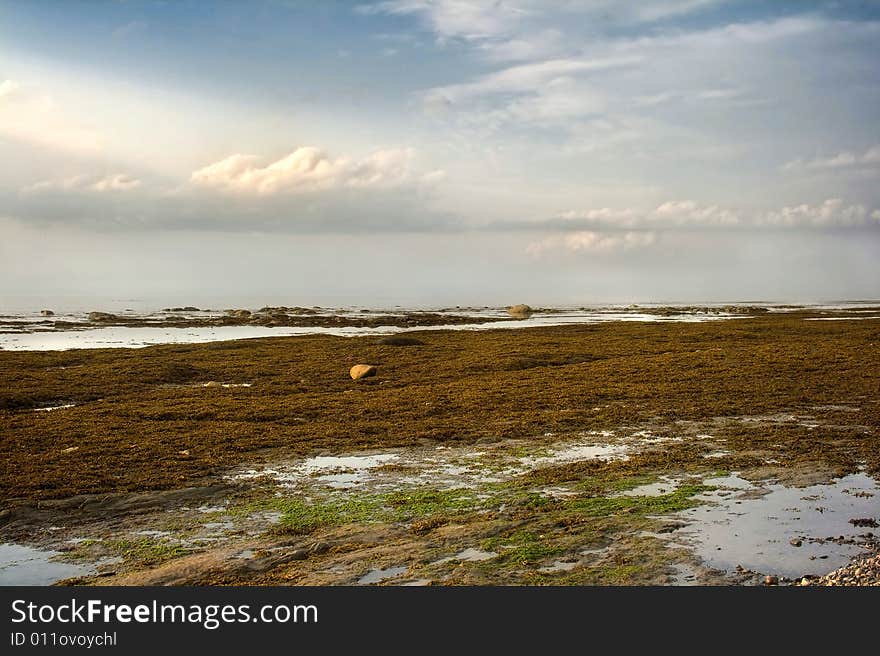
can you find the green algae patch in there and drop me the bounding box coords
[267,496,387,533]
[255,487,482,535]
[383,488,479,520]
[566,484,710,517]
[480,531,565,566]
[103,538,191,566]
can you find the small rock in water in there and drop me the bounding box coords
[764,575,779,586]
[789,538,803,547]
[40,309,55,316]
[350,364,378,380]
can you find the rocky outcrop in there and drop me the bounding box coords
[40,310,55,317]
[257,306,318,315]
[225,309,252,319]
[87,312,119,322]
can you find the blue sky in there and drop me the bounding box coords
[1,1,879,304]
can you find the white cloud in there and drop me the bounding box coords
[190,146,431,195]
[0,79,22,100]
[758,198,878,228]
[415,15,822,140]
[784,145,880,171]
[558,207,639,223]
[426,56,638,105]
[556,198,879,230]
[634,0,721,22]
[527,230,657,256]
[90,174,142,192]
[550,201,740,228]
[358,1,529,43]
[0,80,104,154]
[524,197,879,256]
[652,200,740,226]
[22,174,142,194]
[475,28,563,62]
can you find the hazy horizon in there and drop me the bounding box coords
[2,1,879,303]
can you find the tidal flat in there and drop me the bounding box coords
[1,308,878,586]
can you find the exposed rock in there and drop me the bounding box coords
[225,309,252,318]
[507,304,533,319]
[87,312,119,322]
[166,306,201,312]
[764,575,779,586]
[378,335,425,346]
[257,306,317,315]
[203,381,222,388]
[849,518,879,528]
[350,364,378,380]
[40,309,55,317]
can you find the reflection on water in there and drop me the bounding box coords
[0,543,94,586]
[676,473,879,579]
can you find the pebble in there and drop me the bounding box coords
[801,553,880,586]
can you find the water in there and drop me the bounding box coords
[538,560,580,573]
[357,566,408,585]
[432,548,498,565]
[0,543,94,586]
[233,453,401,489]
[3,300,876,351]
[228,432,649,493]
[676,472,879,579]
[519,443,629,467]
[0,304,755,351]
[615,476,682,498]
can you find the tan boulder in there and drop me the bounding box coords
[349,364,377,380]
[507,304,533,319]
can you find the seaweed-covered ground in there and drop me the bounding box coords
[1,308,878,585]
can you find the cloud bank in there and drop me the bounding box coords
[190,147,430,195]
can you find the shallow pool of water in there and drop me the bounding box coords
[676,472,879,579]
[0,543,94,586]
[357,565,408,585]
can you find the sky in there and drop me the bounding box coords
[1,0,879,306]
